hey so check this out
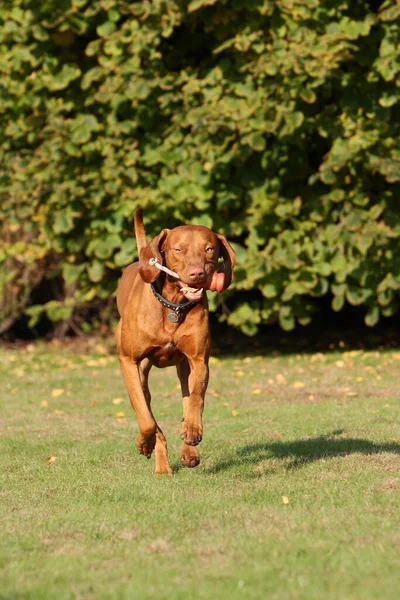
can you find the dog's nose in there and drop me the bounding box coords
[188,266,205,281]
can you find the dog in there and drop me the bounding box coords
[115,209,236,474]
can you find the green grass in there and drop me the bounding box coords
[1,339,399,600]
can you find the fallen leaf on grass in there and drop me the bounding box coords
[45,456,57,465]
[235,370,244,377]
[231,410,239,417]
[209,356,220,365]
[40,400,48,408]
[276,374,287,385]
[310,353,325,363]
[94,344,108,355]
[53,410,64,415]
[282,495,289,505]
[112,398,124,405]
[293,381,305,388]
[116,411,125,418]
[149,538,169,553]
[86,360,99,367]
[251,389,261,395]
[51,388,64,397]
[355,377,364,383]
[118,530,137,541]
[382,479,399,490]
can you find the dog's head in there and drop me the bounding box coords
[138,225,236,293]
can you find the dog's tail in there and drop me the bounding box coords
[134,208,147,254]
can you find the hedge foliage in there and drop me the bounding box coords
[1,0,399,335]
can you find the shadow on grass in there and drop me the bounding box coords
[206,434,400,474]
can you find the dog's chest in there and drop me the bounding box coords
[149,341,182,368]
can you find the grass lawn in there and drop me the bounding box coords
[1,335,399,599]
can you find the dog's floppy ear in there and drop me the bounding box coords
[138,229,170,283]
[216,233,236,290]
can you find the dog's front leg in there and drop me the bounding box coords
[177,359,200,467]
[118,354,157,458]
[180,357,209,446]
[139,358,172,475]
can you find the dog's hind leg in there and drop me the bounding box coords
[118,354,157,459]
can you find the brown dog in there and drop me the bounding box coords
[115,209,236,474]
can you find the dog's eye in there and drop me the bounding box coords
[174,248,182,253]
[206,247,214,254]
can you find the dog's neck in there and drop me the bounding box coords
[161,276,187,304]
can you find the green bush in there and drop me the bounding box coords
[1,0,399,335]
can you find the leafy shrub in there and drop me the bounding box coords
[1,0,399,335]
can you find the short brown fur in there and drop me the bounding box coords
[115,209,236,474]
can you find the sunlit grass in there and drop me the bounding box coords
[1,340,399,599]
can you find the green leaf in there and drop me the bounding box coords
[346,287,372,306]
[62,263,85,286]
[54,212,74,234]
[365,306,379,327]
[300,88,316,104]
[313,263,332,277]
[114,238,136,267]
[279,306,295,331]
[379,94,398,108]
[261,283,279,298]
[332,294,345,312]
[245,133,266,152]
[284,112,304,133]
[71,114,101,145]
[43,64,81,91]
[46,301,73,323]
[87,261,104,283]
[32,24,49,41]
[96,21,116,37]
[282,281,307,302]
[191,214,213,228]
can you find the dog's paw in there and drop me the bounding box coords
[153,465,173,476]
[136,432,156,459]
[180,443,200,468]
[180,420,203,446]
